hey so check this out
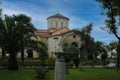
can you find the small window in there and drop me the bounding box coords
[56,22,58,27]
[61,22,63,27]
[73,35,76,38]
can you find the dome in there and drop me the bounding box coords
[47,13,69,20]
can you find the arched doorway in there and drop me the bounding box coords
[27,49,33,58]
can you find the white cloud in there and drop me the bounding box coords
[2,8,29,16]
[69,16,88,29]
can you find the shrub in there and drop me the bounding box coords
[73,57,80,68]
[46,57,56,69]
[35,68,49,79]
[101,53,108,67]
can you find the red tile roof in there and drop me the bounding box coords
[36,30,52,38]
[36,28,69,38]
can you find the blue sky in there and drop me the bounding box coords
[1,0,117,44]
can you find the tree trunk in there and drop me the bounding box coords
[116,53,120,69]
[8,54,18,70]
[21,40,24,66]
[1,46,6,66]
[1,46,5,60]
[73,58,80,68]
[116,41,120,69]
[21,46,24,66]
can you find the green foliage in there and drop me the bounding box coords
[13,14,37,66]
[63,44,80,68]
[94,41,104,57]
[63,23,95,68]
[80,23,93,35]
[73,57,80,68]
[106,41,117,58]
[46,57,56,69]
[18,59,41,67]
[35,41,48,66]
[101,53,107,60]
[63,45,78,53]
[35,68,49,79]
[101,53,108,67]
[0,14,48,69]
[78,23,95,59]
[87,54,94,60]
[0,14,37,70]
[97,0,120,68]
[96,0,120,34]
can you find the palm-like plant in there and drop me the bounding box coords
[0,15,36,70]
[13,14,36,65]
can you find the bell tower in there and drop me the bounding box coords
[47,13,69,30]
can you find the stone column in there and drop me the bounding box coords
[55,52,66,80]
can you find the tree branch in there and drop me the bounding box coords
[106,0,120,40]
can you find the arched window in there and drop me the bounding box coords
[71,42,78,47]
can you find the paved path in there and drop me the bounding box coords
[80,63,116,68]
[107,63,116,67]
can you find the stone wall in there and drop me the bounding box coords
[47,18,69,30]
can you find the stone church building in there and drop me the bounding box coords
[36,13,83,56]
[0,13,83,58]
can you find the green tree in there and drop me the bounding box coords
[94,41,105,59]
[0,15,36,70]
[0,1,5,64]
[79,23,94,59]
[63,23,93,68]
[101,53,108,67]
[13,14,36,65]
[97,0,120,69]
[23,34,48,66]
[38,41,48,66]
[63,44,80,68]
[107,41,117,58]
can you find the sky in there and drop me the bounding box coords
[1,0,118,44]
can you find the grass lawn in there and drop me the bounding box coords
[67,68,120,80]
[0,68,120,80]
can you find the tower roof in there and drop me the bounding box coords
[47,13,69,20]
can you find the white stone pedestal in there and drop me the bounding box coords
[55,52,66,80]
[55,60,66,80]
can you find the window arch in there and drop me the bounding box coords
[71,42,78,47]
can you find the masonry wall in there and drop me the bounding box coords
[47,18,69,30]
